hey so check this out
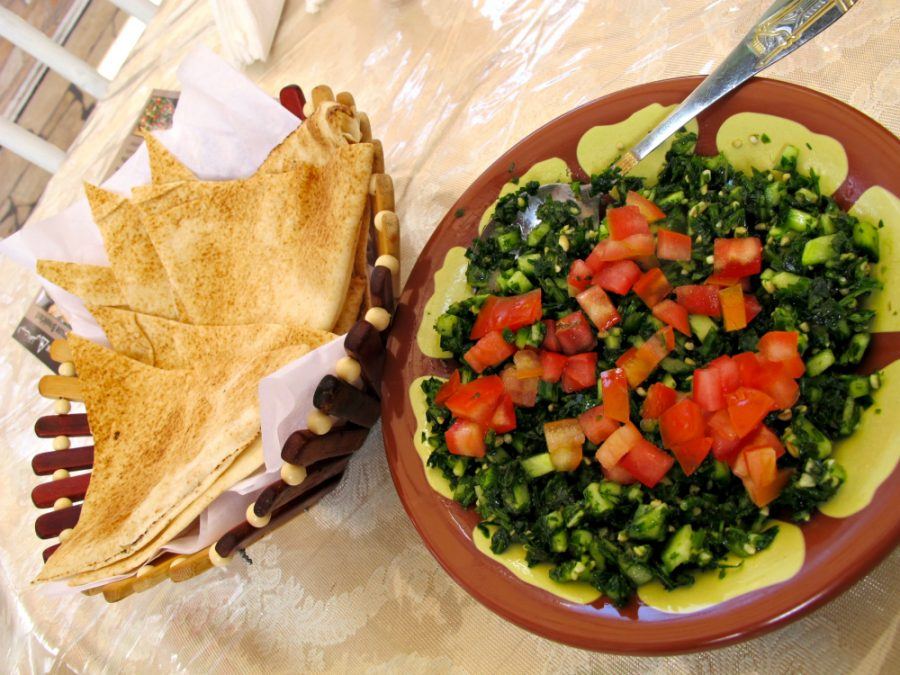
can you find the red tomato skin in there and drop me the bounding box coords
[577,285,621,331]
[543,419,585,471]
[741,424,786,458]
[596,422,642,468]
[592,260,642,295]
[587,234,655,264]
[708,355,741,394]
[446,419,487,457]
[555,310,597,355]
[652,299,691,336]
[726,387,776,438]
[445,376,505,425]
[758,331,805,378]
[567,259,594,293]
[487,394,517,433]
[671,436,713,476]
[757,365,801,410]
[618,327,672,387]
[656,229,692,261]
[542,319,562,352]
[714,237,763,277]
[743,467,792,507]
[733,352,763,387]
[659,398,705,448]
[435,370,462,405]
[619,439,675,488]
[538,350,568,383]
[693,367,725,412]
[633,268,673,308]
[626,191,666,222]
[711,435,743,463]
[500,366,538,408]
[744,295,763,323]
[470,289,543,339]
[578,405,621,444]
[608,205,650,240]
[642,383,678,419]
[562,352,599,394]
[675,285,722,317]
[602,463,637,484]
[719,284,748,331]
[600,368,630,422]
[463,330,516,373]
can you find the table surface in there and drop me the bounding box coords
[2,0,898,672]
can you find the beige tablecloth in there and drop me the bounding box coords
[2,0,898,672]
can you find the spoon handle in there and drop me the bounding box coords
[616,0,857,174]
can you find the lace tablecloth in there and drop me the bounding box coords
[2,1,897,671]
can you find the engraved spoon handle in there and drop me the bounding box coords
[616,0,858,173]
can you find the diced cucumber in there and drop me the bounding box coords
[584,481,618,516]
[794,187,818,204]
[661,357,692,374]
[526,221,551,246]
[688,314,717,342]
[764,181,785,206]
[569,529,594,556]
[621,559,654,586]
[656,190,685,208]
[661,524,694,573]
[847,376,870,399]
[852,219,880,261]
[626,501,669,541]
[771,271,811,297]
[785,416,832,459]
[785,208,817,232]
[498,269,533,294]
[840,398,861,436]
[517,252,541,276]
[779,144,800,170]
[819,213,837,234]
[495,230,521,253]
[806,349,836,377]
[504,483,531,513]
[801,234,838,266]
[522,453,555,478]
[711,460,731,482]
[435,313,459,337]
[603,333,622,350]
[841,333,870,365]
[550,530,568,553]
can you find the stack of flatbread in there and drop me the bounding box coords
[35,101,374,585]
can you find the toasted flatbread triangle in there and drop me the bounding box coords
[36,335,314,582]
[143,131,197,184]
[260,101,361,172]
[138,143,374,330]
[84,183,182,320]
[90,305,336,368]
[37,260,127,307]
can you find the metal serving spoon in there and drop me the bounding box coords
[514,0,858,236]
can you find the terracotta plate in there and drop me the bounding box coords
[381,76,900,654]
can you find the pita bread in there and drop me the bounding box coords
[137,143,374,330]
[260,101,361,173]
[84,184,182,320]
[64,435,263,585]
[90,305,336,368]
[143,131,196,184]
[37,335,314,582]
[37,260,126,307]
[331,276,367,334]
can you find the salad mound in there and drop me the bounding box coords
[421,131,882,606]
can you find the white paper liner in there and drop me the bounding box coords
[1,46,350,590]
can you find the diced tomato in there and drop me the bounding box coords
[705,272,743,287]
[707,409,742,463]
[633,268,672,308]
[713,238,762,278]
[541,319,562,352]
[513,349,543,379]
[463,330,516,373]
[555,310,597,355]
[619,439,675,488]
[656,229,692,261]
[693,367,725,412]
[562,352,598,394]
[743,468,792,507]
[446,419,486,457]
[744,295,762,323]
[470,289,542,339]
[543,418,585,472]
[626,190,666,223]
[445,375,505,424]
[671,436,712,476]
[726,387,775,438]
[487,394,517,433]
[538,350,567,383]
[592,259,642,295]
[719,284,747,332]
[740,424,786,458]
[596,422,642,469]
[675,285,721,317]
[744,446,777,487]
[758,331,805,378]
[578,405,621,444]
[577,285,621,331]
[757,363,800,410]
[733,352,763,388]
[567,259,594,294]
[707,356,739,394]
[587,233,655,265]
[602,463,637,485]
[600,368,630,422]
[659,398,704,448]
[652,299,690,336]
[642,383,678,419]
[619,327,673,387]
[607,205,650,240]
[500,365,538,408]
[435,370,461,405]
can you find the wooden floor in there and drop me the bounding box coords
[0,0,126,238]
